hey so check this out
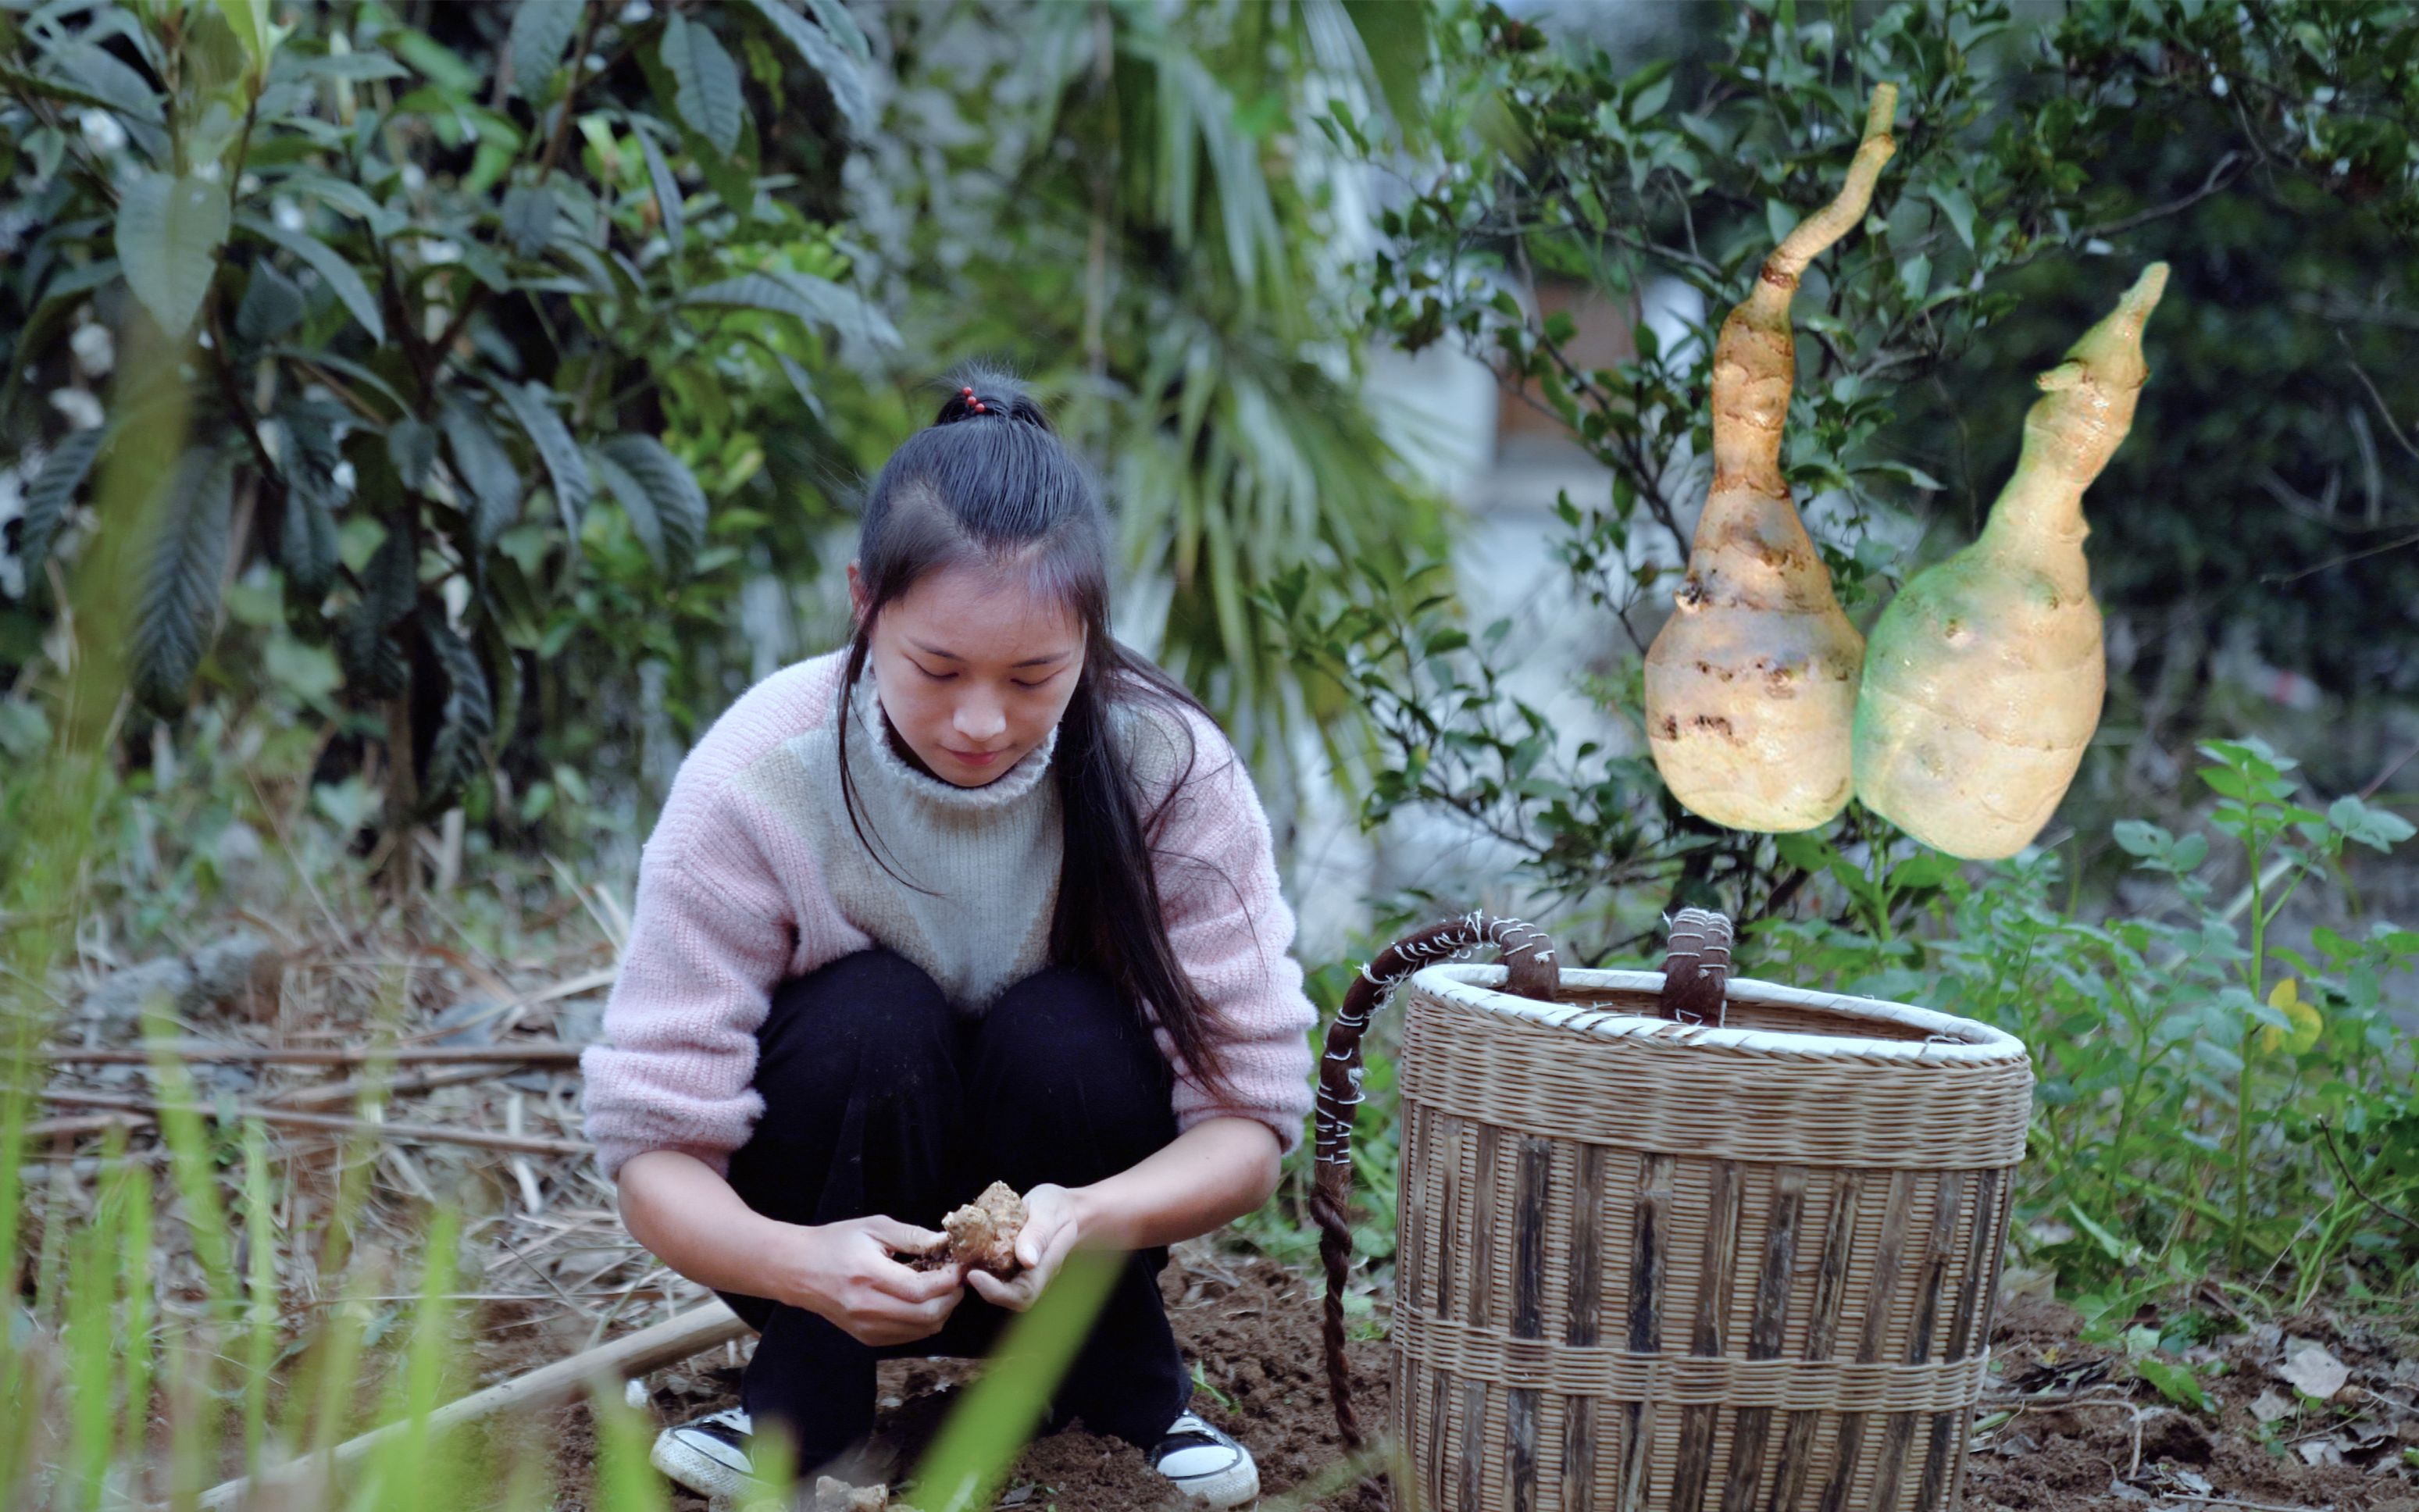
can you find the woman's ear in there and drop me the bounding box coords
[846,562,868,628]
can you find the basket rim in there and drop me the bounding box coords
[1411,962,2031,1065]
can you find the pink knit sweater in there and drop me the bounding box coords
[578,649,1320,1180]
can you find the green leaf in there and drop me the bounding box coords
[682,269,901,349]
[501,179,558,258]
[116,171,231,336]
[1888,851,1962,890]
[1927,181,1977,252]
[387,418,437,492]
[591,434,708,575]
[2065,1201,2143,1266]
[487,380,590,533]
[0,699,52,760]
[737,0,870,138]
[1764,197,1796,251]
[237,216,385,343]
[234,259,306,343]
[1629,71,1672,124]
[133,450,237,714]
[359,519,419,629]
[507,0,584,100]
[2134,1357,2211,1413]
[287,52,411,84]
[421,612,494,807]
[629,115,685,252]
[2328,795,2415,852]
[2112,820,2171,858]
[436,396,524,551]
[20,428,106,579]
[276,404,346,597]
[662,11,744,156]
[796,0,872,62]
[215,0,277,81]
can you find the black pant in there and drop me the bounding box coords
[718,947,1193,1468]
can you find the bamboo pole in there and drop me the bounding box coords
[34,1040,590,1065]
[37,1089,594,1157]
[194,1302,747,1510]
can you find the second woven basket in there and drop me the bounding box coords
[1313,908,2034,1512]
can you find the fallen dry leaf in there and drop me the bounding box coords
[2250,1388,2296,1425]
[2275,1339,2349,1400]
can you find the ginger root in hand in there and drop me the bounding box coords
[900,1182,1028,1276]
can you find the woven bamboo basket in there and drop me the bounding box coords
[1311,909,2033,1512]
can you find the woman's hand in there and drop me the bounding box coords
[965,1182,1083,1314]
[782,1214,966,1347]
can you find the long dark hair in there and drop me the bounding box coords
[837,363,1244,1104]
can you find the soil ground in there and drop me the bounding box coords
[530,1251,2419,1512]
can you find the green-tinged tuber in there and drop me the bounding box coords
[1643,83,1899,833]
[1853,262,2170,859]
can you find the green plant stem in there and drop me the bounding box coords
[2232,835,2267,1275]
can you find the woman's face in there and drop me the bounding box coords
[850,558,1086,787]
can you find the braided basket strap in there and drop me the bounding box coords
[1313,911,1559,1449]
[1660,905,1733,1025]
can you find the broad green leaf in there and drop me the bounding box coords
[20,427,106,579]
[1764,197,1795,251]
[501,179,558,258]
[275,401,348,601]
[0,700,51,760]
[507,0,584,100]
[0,62,120,113]
[437,396,525,550]
[132,449,237,714]
[2134,1357,2210,1413]
[488,379,591,532]
[287,52,410,83]
[387,418,437,492]
[591,434,708,575]
[662,11,744,155]
[629,114,685,251]
[2328,794,2416,852]
[1927,181,1977,251]
[234,259,306,343]
[796,0,872,62]
[737,0,869,137]
[238,215,385,343]
[116,171,231,336]
[682,269,900,349]
[215,0,277,80]
[421,613,494,806]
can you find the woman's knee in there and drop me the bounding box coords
[971,967,1174,1146]
[755,948,956,1113]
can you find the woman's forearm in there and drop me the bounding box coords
[1071,1116,1283,1253]
[616,1148,800,1300]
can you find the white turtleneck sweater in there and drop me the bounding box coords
[790,665,1065,1012]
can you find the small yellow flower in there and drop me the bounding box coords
[2255,978,2323,1056]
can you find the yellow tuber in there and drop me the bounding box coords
[1853,262,2170,859]
[1643,83,1900,833]
[902,1181,1028,1276]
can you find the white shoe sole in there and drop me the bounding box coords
[648,1428,762,1503]
[1168,1456,1260,1508]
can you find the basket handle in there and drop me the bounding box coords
[1312,912,1559,1450]
[1658,906,1735,1026]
